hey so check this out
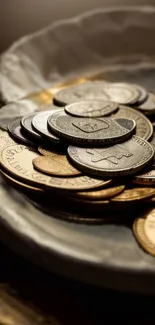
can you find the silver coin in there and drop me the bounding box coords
[131,84,148,105]
[150,133,155,168]
[0,116,20,131]
[32,110,61,144]
[21,113,41,140]
[8,118,35,146]
[64,100,118,118]
[99,82,140,105]
[48,110,135,145]
[136,92,155,113]
[113,118,136,132]
[54,81,110,106]
[68,136,154,177]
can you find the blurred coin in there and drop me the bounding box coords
[48,111,135,146]
[33,154,81,177]
[21,113,41,140]
[1,144,106,191]
[65,101,118,118]
[71,184,124,200]
[111,187,155,202]
[68,136,154,177]
[112,105,153,140]
[133,170,155,185]
[0,116,20,131]
[0,131,15,154]
[131,84,148,105]
[133,208,155,256]
[100,82,140,105]
[8,118,35,146]
[136,93,155,114]
[32,110,61,144]
[150,132,155,168]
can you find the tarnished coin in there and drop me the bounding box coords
[68,136,154,177]
[99,82,140,105]
[71,184,124,201]
[21,113,41,140]
[1,144,106,191]
[8,118,35,146]
[48,111,135,145]
[112,105,153,140]
[133,209,155,256]
[32,110,61,144]
[33,153,81,177]
[136,93,155,113]
[111,187,155,202]
[65,101,118,118]
[54,81,110,106]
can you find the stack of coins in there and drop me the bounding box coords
[1,80,155,252]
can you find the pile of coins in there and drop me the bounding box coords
[1,80,155,255]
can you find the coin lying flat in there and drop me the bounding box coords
[71,184,124,201]
[133,170,155,185]
[33,154,81,177]
[48,111,135,146]
[111,187,155,202]
[133,209,155,256]
[32,110,61,144]
[112,105,153,140]
[65,101,118,118]
[21,113,41,140]
[0,116,21,131]
[8,118,35,146]
[68,136,154,177]
[0,131,15,155]
[136,93,155,113]
[1,144,106,191]
[54,81,110,106]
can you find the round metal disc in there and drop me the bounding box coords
[64,101,118,118]
[136,92,155,113]
[68,136,154,177]
[131,84,148,105]
[21,113,41,140]
[8,118,35,146]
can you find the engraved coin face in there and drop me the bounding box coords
[65,101,118,118]
[8,118,35,146]
[48,111,135,145]
[112,105,153,140]
[0,144,106,191]
[54,81,110,106]
[0,131,15,155]
[68,136,154,177]
[21,113,41,140]
[136,93,155,113]
[33,153,81,177]
[98,82,140,105]
[32,110,61,144]
[71,184,124,201]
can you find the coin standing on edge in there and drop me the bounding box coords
[68,136,154,177]
[21,113,41,140]
[65,101,118,118]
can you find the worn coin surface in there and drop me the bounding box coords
[136,93,155,113]
[8,118,35,146]
[32,109,61,144]
[33,153,81,176]
[68,136,154,177]
[111,187,155,202]
[21,113,41,140]
[1,144,106,191]
[48,111,135,145]
[65,101,118,118]
[71,184,124,201]
[133,209,155,256]
[112,105,153,140]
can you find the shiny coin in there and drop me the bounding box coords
[112,105,153,140]
[54,81,110,106]
[111,187,155,202]
[33,153,81,177]
[8,118,35,146]
[133,170,155,185]
[48,111,135,145]
[99,82,140,105]
[68,136,154,177]
[21,113,41,140]
[133,209,155,256]
[136,93,155,113]
[71,184,124,201]
[1,144,106,191]
[65,101,118,118]
[32,110,61,144]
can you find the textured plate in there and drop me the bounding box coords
[1,7,155,294]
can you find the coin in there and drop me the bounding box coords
[48,111,135,146]
[0,131,15,155]
[113,118,136,132]
[133,170,155,185]
[32,154,81,176]
[111,187,155,202]
[0,117,20,131]
[65,101,118,118]
[32,110,61,144]
[71,184,124,200]
[8,118,35,146]
[68,136,154,177]
[21,113,41,140]
[53,81,110,106]
[133,209,155,256]
[112,105,153,140]
[131,84,148,105]
[1,144,106,191]
[136,93,155,113]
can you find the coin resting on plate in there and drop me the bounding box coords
[68,136,154,177]
[47,110,136,145]
[64,100,118,118]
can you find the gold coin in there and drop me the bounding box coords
[1,144,106,191]
[0,131,15,155]
[133,170,155,185]
[133,208,155,256]
[71,184,124,200]
[112,105,153,140]
[111,187,155,202]
[36,148,81,176]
